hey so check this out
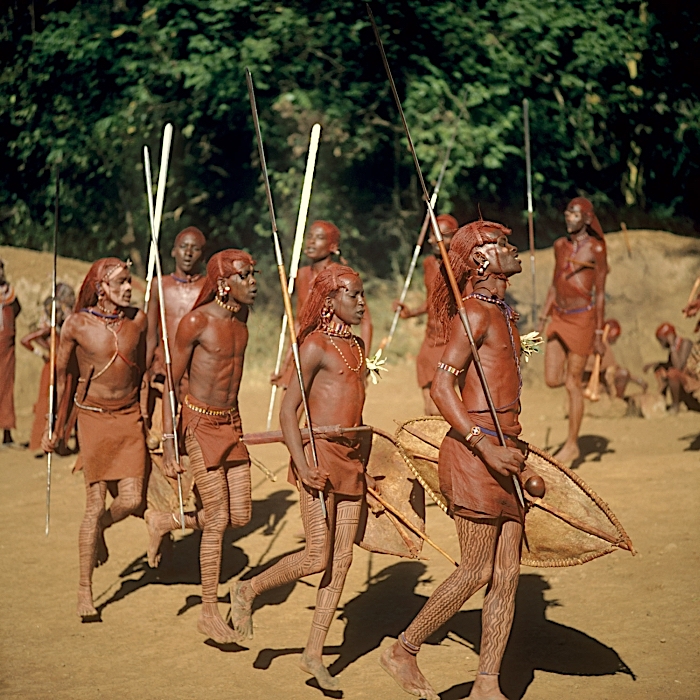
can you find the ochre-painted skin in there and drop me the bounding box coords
[43,267,148,620]
[0,259,21,443]
[146,231,206,376]
[155,260,257,645]
[540,202,608,464]
[233,274,372,691]
[271,223,372,385]
[393,220,455,415]
[380,229,526,700]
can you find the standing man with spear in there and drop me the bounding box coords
[365,8,530,699]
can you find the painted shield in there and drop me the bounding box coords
[356,428,426,559]
[395,416,634,568]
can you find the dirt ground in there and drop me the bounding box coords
[1,233,699,699]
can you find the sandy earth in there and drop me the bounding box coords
[1,233,699,699]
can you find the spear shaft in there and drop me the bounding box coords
[246,68,327,519]
[45,166,59,536]
[144,126,185,531]
[382,126,457,353]
[367,5,524,509]
[523,98,537,327]
[266,123,322,430]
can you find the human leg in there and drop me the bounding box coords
[666,368,684,412]
[77,479,108,618]
[380,517,500,700]
[300,496,362,690]
[226,461,252,528]
[543,337,567,388]
[186,435,239,644]
[470,519,523,700]
[230,484,329,640]
[554,352,587,464]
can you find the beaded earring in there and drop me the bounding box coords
[319,297,334,330]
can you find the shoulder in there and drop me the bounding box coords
[125,307,146,325]
[297,266,312,282]
[61,310,88,340]
[299,332,327,363]
[591,238,607,256]
[553,237,568,251]
[179,307,210,336]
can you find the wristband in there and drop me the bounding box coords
[162,433,176,440]
[595,329,604,335]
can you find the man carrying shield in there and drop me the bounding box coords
[381,220,529,700]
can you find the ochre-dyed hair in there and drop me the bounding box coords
[310,220,341,249]
[193,249,256,309]
[174,226,206,247]
[297,265,361,344]
[430,220,512,340]
[75,258,129,311]
[567,196,605,241]
[436,214,459,235]
[655,322,675,340]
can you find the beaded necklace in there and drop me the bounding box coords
[215,297,241,313]
[171,272,202,284]
[318,321,363,373]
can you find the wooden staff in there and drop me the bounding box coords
[620,222,632,258]
[367,488,457,567]
[143,125,185,531]
[243,424,372,446]
[45,166,60,537]
[367,5,525,509]
[523,98,537,327]
[266,123,322,430]
[686,276,700,308]
[246,68,327,520]
[380,125,458,354]
[584,323,610,402]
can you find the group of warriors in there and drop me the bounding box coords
[0,195,686,698]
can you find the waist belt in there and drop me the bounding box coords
[554,303,593,315]
[184,394,237,417]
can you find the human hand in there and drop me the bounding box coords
[594,337,606,357]
[682,298,700,318]
[269,371,286,387]
[392,300,411,319]
[41,428,60,454]
[162,440,185,478]
[476,441,525,477]
[297,460,327,491]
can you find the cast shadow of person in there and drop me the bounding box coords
[680,431,700,451]
[94,489,297,616]
[571,434,615,469]
[255,562,634,699]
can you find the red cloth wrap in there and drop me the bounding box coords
[180,394,248,469]
[0,302,17,430]
[439,420,524,522]
[546,306,597,357]
[288,433,372,497]
[74,389,148,483]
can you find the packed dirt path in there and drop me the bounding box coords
[1,355,698,700]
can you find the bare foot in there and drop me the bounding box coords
[379,642,439,700]
[144,509,174,568]
[229,580,254,640]
[197,603,241,644]
[77,584,99,620]
[95,529,109,567]
[299,652,339,691]
[468,674,507,699]
[553,441,580,465]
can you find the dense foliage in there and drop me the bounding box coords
[1,0,698,282]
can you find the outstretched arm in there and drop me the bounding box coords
[20,326,50,355]
[280,337,326,490]
[592,240,608,355]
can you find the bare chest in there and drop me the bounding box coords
[196,318,248,361]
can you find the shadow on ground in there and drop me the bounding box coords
[254,562,634,699]
[94,489,296,615]
[571,434,615,469]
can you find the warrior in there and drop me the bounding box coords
[21,283,75,454]
[43,259,148,620]
[145,226,206,385]
[582,319,646,399]
[539,197,608,464]
[0,258,21,447]
[644,322,699,412]
[271,220,373,388]
[144,250,257,645]
[231,265,373,691]
[393,214,459,414]
[380,220,529,700]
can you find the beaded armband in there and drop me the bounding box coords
[437,362,464,376]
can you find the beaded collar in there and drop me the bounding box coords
[320,320,352,338]
[171,272,202,284]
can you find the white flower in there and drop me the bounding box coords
[520,331,544,362]
[366,348,388,384]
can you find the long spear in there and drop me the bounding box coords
[266,123,322,430]
[367,5,525,509]
[246,68,327,519]
[380,125,457,354]
[523,98,537,327]
[143,162,159,313]
[45,166,59,537]
[143,125,185,531]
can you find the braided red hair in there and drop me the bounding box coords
[75,258,129,311]
[193,249,256,309]
[297,265,361,344]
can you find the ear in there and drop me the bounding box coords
[329,242,339,255]
[583,211,593,225]
[96,282,103,297]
